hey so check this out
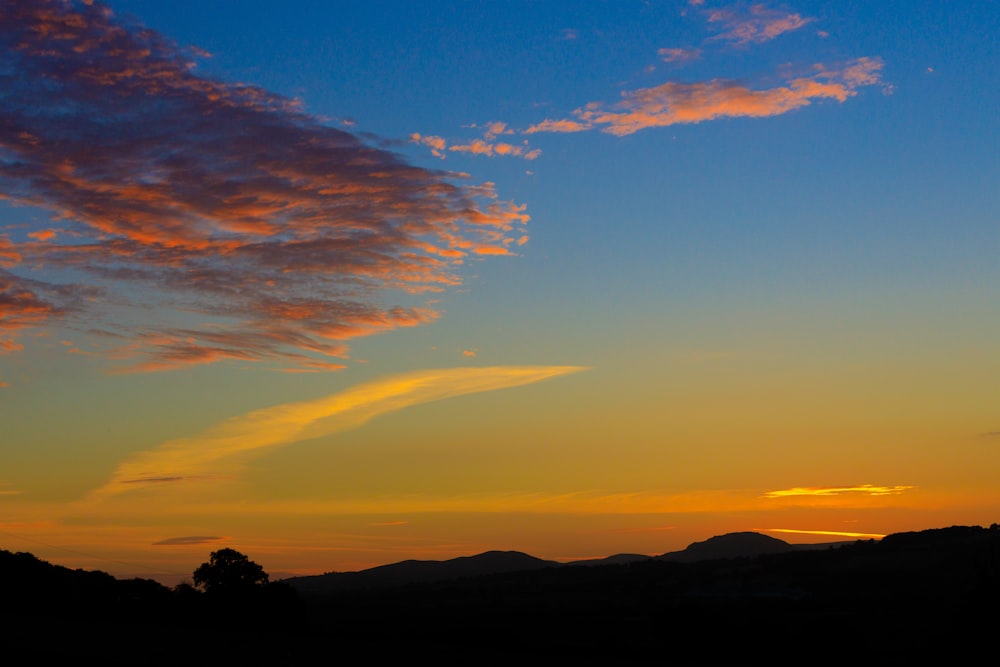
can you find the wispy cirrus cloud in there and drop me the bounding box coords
[764,485,914,499]
[88,365,587,499]
[522,119,591,135]
[658,47,702,64]
[0,1,528,373]
[527,57,883,136]
[0,269,99,355]
[706,3,814,46]
[765,528,885,539]
[153,536,226,546]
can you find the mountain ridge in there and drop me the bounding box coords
[4,523,998,662]
[281,530,855,594]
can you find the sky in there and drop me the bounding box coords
[1,0,998,584]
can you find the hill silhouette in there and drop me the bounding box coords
[282,531,848,593]
[656,530,795,562]
[3,523,999,662]
[288,549,559,594]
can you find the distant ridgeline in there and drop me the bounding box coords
[2,524,999,662]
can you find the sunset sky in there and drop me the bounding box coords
[1,0,997,584]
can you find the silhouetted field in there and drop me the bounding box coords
[3,524,998,664]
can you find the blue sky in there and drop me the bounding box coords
[1,1,997,582]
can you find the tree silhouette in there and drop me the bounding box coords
[192,548,269,595]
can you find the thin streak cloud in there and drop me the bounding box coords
[89,365,587,498]
[0,1,527,372]
[153,536,225,546]
[766,528,886,539]
[527,57,883,137]
[764,485,914,498]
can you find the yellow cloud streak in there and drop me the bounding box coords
[766,528,886,539]
[764,485,914,498]
[89,366,587,499]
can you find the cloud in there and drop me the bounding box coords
[462,349,477,357]
[658,47,702,64]
[979,431,1000,438]
[523,118,593,135]
[410,133,448,158]
[153,535,226,546]
[482,122,514,140]
[1,269,98,354]
[765,528,885,539]
[0,1,528,372]
[449,140,541,160]
[530,57,883,136]
[764,485,914,499]
[706,3,814,46]
[89,365,587,498]
[411,132,541,162]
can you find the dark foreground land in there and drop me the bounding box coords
[3,524,998,664]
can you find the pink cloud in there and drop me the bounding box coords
[658,47,702,64]
[0,1,529,372]
[707,3,813,46]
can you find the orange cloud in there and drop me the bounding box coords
[0,270,91,355]
[410,132,448,158]
[524,118,592,134]
[482,121,514,140]
[27,229,57,241]
[412,130,541,161]
[0,236,23,267]
[706,3,813,46]
[1,1,528,372]
[530,57,882,137]
[449,139,541,160]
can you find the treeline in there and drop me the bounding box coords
[0,548,306,663]
[1,548,301,623]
